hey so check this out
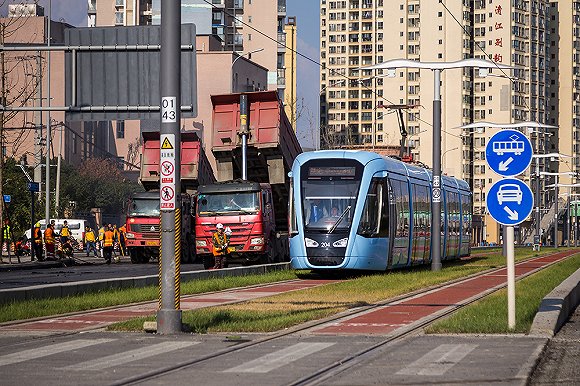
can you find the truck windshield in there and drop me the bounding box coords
[197,192,260,216]
[128,198,160,217]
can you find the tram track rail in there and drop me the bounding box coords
[108,252,574,386]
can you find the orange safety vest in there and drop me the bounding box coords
[44,227,55,244]
[104,230,115,247]
[212,231,229,256]
[33,227,43,244]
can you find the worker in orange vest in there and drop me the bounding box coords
[44,221,56,260]
[103,224,115,265]
[33,222,44,261]
[212,223,230,269]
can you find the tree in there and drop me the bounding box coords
[1,7,50,238]
[59,158,143,217]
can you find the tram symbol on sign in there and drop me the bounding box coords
[492,134,525,156]
[485,129,532,177]
[161,161,174,176]
[161,186,174,201]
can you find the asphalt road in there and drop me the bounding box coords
[0,253,205,290]
[530,304,580,385]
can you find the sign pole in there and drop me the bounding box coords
[157,0,182,334]
[506,225,516,329]
[30,189,35,260]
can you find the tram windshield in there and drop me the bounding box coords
[300,161,362,232]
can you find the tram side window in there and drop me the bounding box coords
[400,181,410,237]
[461,192,472,238]
[357,177,389,237]
[391,178,410,243]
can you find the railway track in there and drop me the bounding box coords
[100,251,573,386]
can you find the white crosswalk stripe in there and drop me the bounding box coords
[61,341,198,371]
[396,344,478,376]
[0,339,116,367]
[224,342,335,374]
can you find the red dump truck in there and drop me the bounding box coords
[194,91,302,268]
[125,131,214,264]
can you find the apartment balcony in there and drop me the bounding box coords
[278,32,286,52]
[278,0,286,15]
[211,0,225,7]
[88,0,96,14]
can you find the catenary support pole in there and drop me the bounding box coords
[431,69,442,271]
[554,175,558,248]
[506,225,516,329]
[157,0,182,334]
[240,94,248,181]
[30,189,35,260]
[45,0,52,228]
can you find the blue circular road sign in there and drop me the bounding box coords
[486,178,534,226]
[485,129,533,177]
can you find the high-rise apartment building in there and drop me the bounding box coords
[548,0,580,190]
[319,0,552,244]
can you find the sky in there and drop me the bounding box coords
[1,0,321,149]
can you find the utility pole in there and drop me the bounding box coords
[44,1,52,226]
[34,52,43,193]
[0,22,5,234]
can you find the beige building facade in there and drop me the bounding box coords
[87,0,291,174]
[320,0,554,244]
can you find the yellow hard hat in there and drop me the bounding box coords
[35,222,41,228]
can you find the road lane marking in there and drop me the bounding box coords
[0,339,115,367]
[396,344,478,376]
[224,342,335,373]
[61,341,198,371]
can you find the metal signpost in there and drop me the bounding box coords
[28,182,40,261]
[157,0,182,334]
[485,129,533,329]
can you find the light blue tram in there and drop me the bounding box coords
[289,150,472,271]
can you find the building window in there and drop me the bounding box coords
[116,120,125,139]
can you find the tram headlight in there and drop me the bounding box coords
[333,238,348,248]
[304,238,319,248]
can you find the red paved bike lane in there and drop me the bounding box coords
[2,280,336,333]
[311,250,577,335]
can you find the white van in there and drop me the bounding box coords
[25,219,90,248]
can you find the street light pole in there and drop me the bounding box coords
[432,69,442,271]
[231,48,264,93]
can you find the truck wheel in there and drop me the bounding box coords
[203,255,214,270]
[129,249,141,264]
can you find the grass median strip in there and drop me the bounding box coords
[111,248,566,333]
[426,252,580,334]
[0,270,297,323]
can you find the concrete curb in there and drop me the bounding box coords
[529,267,580,337]
[0,262,291,305]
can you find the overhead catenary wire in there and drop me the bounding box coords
[200,0,444,134]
